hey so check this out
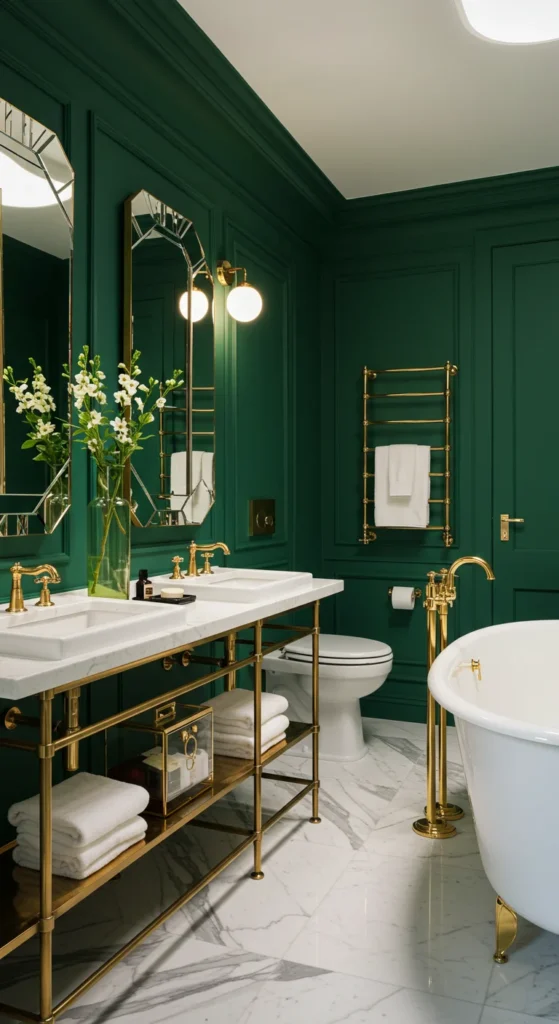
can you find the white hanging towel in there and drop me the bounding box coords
[170,450,214,522]
[374,445,431,528]
[388,444,416,497]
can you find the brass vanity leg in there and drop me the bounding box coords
[225,632,236,691]
[494,896,518,964]
[310,600,321,824]
[251,620,264,880]
[436,605,463,821]
[39,689,55,1024]
[65,686,80,772]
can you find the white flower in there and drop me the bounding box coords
[87,439,99,452]
[110,416,127,434]
[75,371,90,385]
[88,410,103,426]
[155,397,166,409]
[134,397,144,411]
[138,384,149,393]
[146,412,155,423]
[97,391,107,405]
[36,421,55,437]
[114,390,131,407]
[116,430,129,444]
[96,370,106,380]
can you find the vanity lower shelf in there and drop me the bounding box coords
[0,721,312,959]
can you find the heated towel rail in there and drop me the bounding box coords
[360,361,458,548]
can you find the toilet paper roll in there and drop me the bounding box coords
[391,586,416,610]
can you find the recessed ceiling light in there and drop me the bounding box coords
[458,0,559,43]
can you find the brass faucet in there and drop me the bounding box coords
[6,563,61,614]
[187,541,230,577]
[442,555,495,606]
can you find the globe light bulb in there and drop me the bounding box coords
[226,283,263,323]
[458,0,559,43]
[0,150,71,208]
[178,287,209,322]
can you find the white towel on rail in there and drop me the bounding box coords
[215,732,287,760]
[204,689,289,729]
[15,815,147,858]
[374,445,431,528]
[8,773,149,847]
[170,450,214,522]
[388,444,416,497]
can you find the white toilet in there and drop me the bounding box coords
[263,634,393,762]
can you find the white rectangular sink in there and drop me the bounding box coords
[153,568,313,604]
[0,598,181,662]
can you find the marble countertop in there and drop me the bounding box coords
[0,577,343,700]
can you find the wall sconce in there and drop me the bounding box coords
[217,260,263,323]
[178,287,209,322]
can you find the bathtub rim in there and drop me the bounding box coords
[428,619,559,746]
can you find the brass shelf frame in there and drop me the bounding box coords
[0,601,322,1024]
[360,362,458,548]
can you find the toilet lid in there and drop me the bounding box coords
[282,634,393,666]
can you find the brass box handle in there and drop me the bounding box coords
[500,513,525,542]
[155,702,176,725]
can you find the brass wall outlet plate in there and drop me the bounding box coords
[249,499,276,536]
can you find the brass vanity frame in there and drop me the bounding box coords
[0,600,321,1024]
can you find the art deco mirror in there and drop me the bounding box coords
[123,190,215,527]
[0,98,73,536]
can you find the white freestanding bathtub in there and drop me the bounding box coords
[429,619,559,938]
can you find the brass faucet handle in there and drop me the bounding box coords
[200,551,214,575]
[34,574,59,608]
[170,556,185,579]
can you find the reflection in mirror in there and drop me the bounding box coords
[0,98,73,536]
[124,191,215,527]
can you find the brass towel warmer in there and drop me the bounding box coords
[413,556,495,840]
[158,383,215,502]
[360,362,458,547]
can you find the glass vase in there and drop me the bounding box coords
[44,464,70,534]
[87,467,131,600]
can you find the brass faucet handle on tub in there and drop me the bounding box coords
[35,573,60,608]
[170,556,185,579]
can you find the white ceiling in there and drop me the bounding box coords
[179,0,559,199]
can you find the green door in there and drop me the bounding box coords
[492,240,559,623]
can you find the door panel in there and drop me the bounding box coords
[493,241,559,622]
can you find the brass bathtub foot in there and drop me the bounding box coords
[494,896,518,963]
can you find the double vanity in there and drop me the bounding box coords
[0,565,342,1024]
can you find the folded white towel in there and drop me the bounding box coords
[374,445,430,528]
[8,773,149,847]
[388,444,416,497]
[216,732,287,760]
[15,816,147,859]
[214,714,289,751]
[204,689,288,729]
[13,831,146,880]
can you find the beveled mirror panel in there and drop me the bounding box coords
[0,98,73,536]
[124,190,215,527]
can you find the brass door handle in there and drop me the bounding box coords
[500,513,525,542]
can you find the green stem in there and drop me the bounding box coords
[90,468,125,594]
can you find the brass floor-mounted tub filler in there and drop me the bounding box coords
[413,555,495,841]
[0,593,323,1024]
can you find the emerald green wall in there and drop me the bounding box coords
[324,170,559,721]
[0,0,340,837]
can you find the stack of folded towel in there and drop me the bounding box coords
[203,689,289,758]
[8,772,150,880]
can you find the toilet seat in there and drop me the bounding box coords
[282,633,392,668]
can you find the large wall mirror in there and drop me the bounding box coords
[123,190,215,527]
[0,98,73,536]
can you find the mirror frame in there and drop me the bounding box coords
[0,98,73,537]
[122,190,215,528]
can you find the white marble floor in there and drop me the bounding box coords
[2,718,558,1023]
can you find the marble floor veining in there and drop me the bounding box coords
[2,718,558,1023]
